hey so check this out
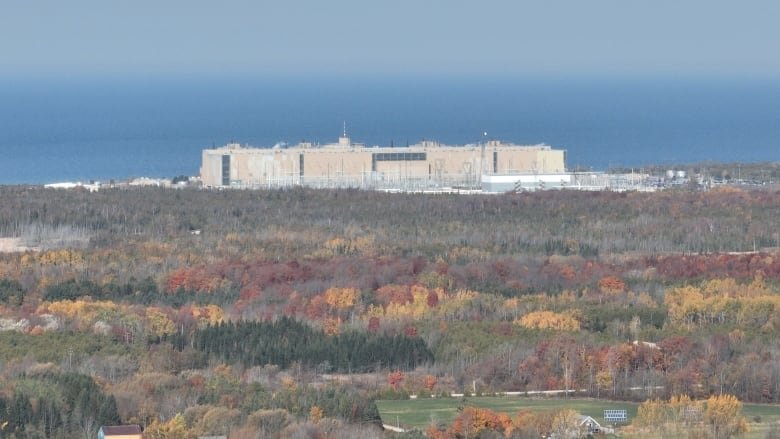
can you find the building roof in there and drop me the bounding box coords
[579,415,602,428]
[101,425,142,436]
[205,140,556,153]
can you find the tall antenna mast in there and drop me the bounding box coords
[338,121,350,147]
[479,131,487,186]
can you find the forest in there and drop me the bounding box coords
[1,185,780,438]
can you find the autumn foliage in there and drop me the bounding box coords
[517,310,581,331]
[387,370,405,390]
[4,185,780,436]
[634,394,748,439]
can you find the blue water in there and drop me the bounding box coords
[0,77,778,184]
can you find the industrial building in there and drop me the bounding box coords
[200,132,566,190]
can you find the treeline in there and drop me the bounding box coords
[0,367,383,438]
[42,277,235,306]
[179,318,433,372]
[32,251,780,312]
[240,386,382,427]
[1,186,779,262]
[0,372,120,438]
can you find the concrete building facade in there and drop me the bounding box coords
[201,135,566,190]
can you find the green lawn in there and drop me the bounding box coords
[742,403,780,439]
[376,396,780,437]
[377,396,639,429]
[742,403,780,421]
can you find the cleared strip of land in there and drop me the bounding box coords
[0,237,37,253]
[377,397,640,429]
[376,396,780,437]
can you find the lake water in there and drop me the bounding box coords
[0,77,778,184]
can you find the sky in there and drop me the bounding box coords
[1,0,779,79]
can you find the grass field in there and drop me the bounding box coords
[377,396,640,429]
[376,396,780,437]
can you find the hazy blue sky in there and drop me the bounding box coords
[2,0,778,79]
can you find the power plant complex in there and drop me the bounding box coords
[200,131,571,192]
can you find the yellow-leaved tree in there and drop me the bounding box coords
[517,310,580,331]
[633,398,670,438]
[705,394,748,439]
[145,414,188,439]
[145,307,177,337]
[309,406,324,424]
[549,409,585,439]
[323,287,360,310]
[634,394,746,439]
